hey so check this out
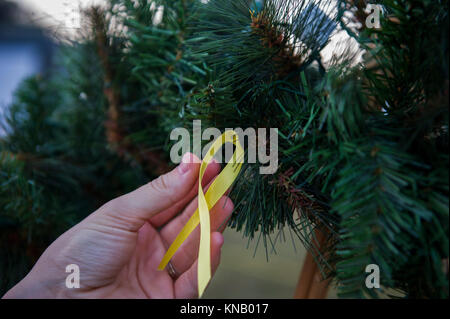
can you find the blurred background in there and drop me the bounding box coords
[206,229,338,298]
[0,0,338,298]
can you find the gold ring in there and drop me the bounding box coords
[167,261,179,280]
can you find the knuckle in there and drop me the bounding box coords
[148,173,178,207]
[151,173,170,193]
[103,194,127,212]
[99,197,119,214]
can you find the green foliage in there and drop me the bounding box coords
[0,151,70,291]
[0,45,149,294]
[1,0,448,298]
[114,0,209,152]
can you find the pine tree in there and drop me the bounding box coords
[1,0,448,298]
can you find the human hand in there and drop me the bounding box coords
[3,153,233,299]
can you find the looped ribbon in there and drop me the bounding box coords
[158,130,244,297]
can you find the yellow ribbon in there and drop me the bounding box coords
[158,130,244,297]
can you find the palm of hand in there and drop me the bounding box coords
[41,160,230,299]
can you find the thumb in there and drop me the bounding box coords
[97,153,201,232]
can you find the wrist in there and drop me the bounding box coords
[2,272,60,299]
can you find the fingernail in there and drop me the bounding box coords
[178,153,192,174]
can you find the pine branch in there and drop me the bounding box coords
[88,6,170,174]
